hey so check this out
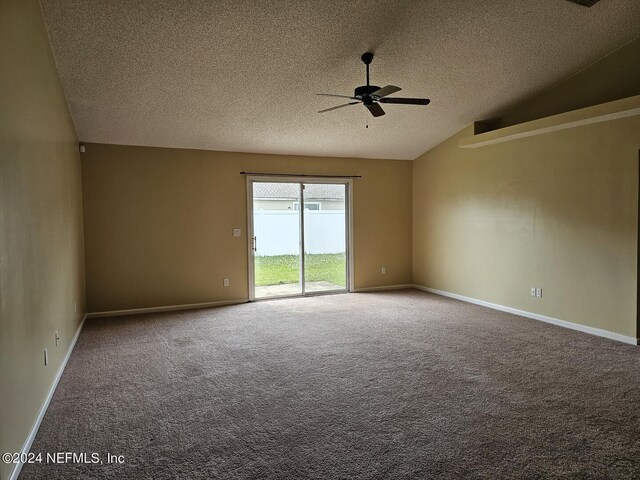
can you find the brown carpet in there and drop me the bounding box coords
[20,290,640,479]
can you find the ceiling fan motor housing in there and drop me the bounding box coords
[354,85,381,98]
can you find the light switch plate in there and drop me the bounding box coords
[232,228,241,237]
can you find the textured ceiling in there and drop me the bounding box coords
[40,0,640,160]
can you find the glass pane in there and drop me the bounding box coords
[253,182,301,298]
[303,183,347,293]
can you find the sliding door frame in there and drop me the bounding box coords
[246,175,354,301]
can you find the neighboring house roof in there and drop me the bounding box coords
[253,183,344,201]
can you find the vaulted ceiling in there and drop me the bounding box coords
[41,0,640,160]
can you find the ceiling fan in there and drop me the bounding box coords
[317,52,430,118]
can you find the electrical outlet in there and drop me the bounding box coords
[44,349,48,366]
[74,302,77,314]
[531,287,536,296]
[55,331,60,347]
[536,288,543,298]
[223,278,230,287]
[381,267,386,275]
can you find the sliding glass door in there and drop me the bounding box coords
[303,183,347,293]
[248,178,350,300]
[251,182,302,298]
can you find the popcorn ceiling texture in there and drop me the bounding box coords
[40,0,640,160]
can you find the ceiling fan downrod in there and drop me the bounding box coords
[361,52,374,87]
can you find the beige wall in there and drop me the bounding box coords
[414,35,640,340]
[494,37,640,129]
[413,119,639,338]
[0,1,85,478]
[81,144,412,312]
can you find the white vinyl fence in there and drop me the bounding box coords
[254,210,346,256]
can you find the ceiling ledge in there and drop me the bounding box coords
[460,94,640,149]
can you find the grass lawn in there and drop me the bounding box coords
[255,253,346,287]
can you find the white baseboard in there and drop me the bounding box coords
[412,285,638,346]
[9,314,87,480]
[86,298,249,319]
[353,284,414,293]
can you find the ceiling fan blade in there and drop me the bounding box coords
[371,85,401,98]
[318,102,359,113]
[379,97,430,105]
[316,93,359,100]
[365,102,385,117]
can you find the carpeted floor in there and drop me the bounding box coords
[20,290,640,479]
